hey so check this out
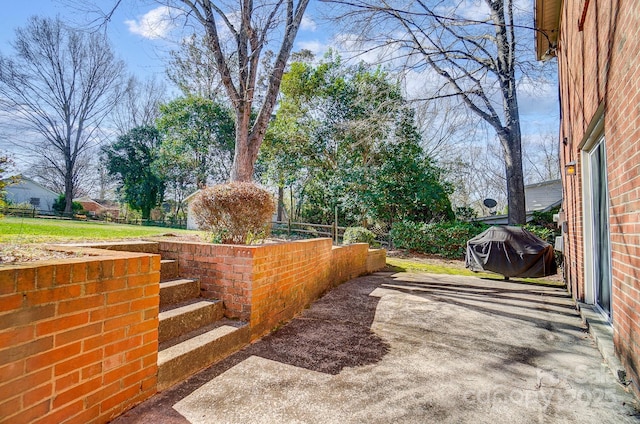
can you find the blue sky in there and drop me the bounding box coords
[1,1,164,79]
[0,1,330,82]
[0,1,556,123]
[0,0,559,187]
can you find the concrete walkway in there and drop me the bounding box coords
[114,271,640,424]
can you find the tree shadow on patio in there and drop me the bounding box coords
[112,275,390,424]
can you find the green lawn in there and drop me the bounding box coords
[0,217,200,244]
[0,217,563,288]
[386,257,565,287]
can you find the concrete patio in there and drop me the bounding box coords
[114,271,640,423]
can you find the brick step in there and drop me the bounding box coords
[157,321,250,391]
[158,299,224,344]
[160,278,200,307]
[160,259,179,281]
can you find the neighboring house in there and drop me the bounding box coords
[4,175,59,213]
[184,190,200,230]
[524,179,562,212]
[535,1,640,396]
[473,179,562,225]
[74,197,121,219]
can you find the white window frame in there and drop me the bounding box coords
[580,112,612,320]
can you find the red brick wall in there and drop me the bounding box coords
[0,253,160,424]
[250,239,334,338]
[557,0,640,395]
[158,239,385,340]
[158,241,254,320]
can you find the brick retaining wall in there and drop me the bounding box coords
[0,250,160,424]
[0,238,385,422]
[158,238,385,339]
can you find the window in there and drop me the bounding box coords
[580,110,611,321]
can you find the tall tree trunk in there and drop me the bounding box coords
[64,182,74,216]
[64,156,74,216]
[499,131,526,225]
[191,0,310,182]
[230,108,260,182]
[495,0,526,225]
[277,185,284,221]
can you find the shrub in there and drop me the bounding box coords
[525,208,561,244]
[52,194,83,216]
[191,182,275,244]
[523,224,558,244]
[390,220,488,259]
[343,226,376,245]
[3,201,37,218]
[6,201,35,212]
[455,206,477,221]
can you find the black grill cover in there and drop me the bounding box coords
[465,226,557,278]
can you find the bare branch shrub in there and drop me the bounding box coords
[191,182,275,244]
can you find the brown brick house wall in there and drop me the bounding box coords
[553,0,640,395]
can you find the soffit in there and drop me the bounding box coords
[534,0,562,60]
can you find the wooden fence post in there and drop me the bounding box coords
[333,206,338,244]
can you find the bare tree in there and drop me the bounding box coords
[326,0,529,224]
[31,152,94,198]
[112,76,166,135]
[440,121,508,215]
[523,131,560,184]
[72,0,310,182]
[413,96,474,159]
[0,16,127,214]
[167,33,227,101]
[164,0,311,182]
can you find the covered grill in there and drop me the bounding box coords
[465,226,557,278]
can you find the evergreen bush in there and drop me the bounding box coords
[390,220,488,259]
[52,195,84,216]
[343,226,376,245]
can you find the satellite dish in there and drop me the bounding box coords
[483,198,497,208]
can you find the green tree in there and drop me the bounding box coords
[0,155,14,217]
[356,125,454,227]
[52,195,83,216]
[157,96,235,188]
[261,52,453,226]
[103,126,165,220]
[326,0,531,225]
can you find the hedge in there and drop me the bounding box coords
[390,221,488,259]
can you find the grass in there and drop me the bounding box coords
[0,216,200,244]
[386,257,565,287]
[0,217,563,289]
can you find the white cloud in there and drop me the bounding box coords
[125,6,175,40]
[457,0,491,20]
[301,16,317,32]
[517,76,559,116]
[297,39,328,56]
